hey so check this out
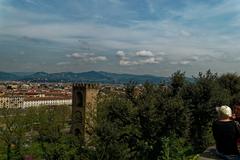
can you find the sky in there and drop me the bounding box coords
[1,0,240,76]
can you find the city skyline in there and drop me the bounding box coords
[1,0,240,76]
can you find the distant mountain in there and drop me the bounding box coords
[0,71,170,84]
[0,72,19,81]
[11,72,35,77]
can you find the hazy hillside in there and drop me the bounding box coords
[0,72,19,81]
[0,71,170,84]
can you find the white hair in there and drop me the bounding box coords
[216,105,232,118]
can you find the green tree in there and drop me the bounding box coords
[188,70,231,151]
[95,82,191,160]
[0,108,29,160]
[218,73,240,96]
[96,94,139,160]
[170,71,186,96]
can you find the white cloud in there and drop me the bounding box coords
[116,50,126,57]
[180,60,191,65]
[139,57,159,64]
[170,60,191,65]
[67,52,94,58]
[135,50,154,57]
[116,50,163,66]
[56,61,70,66]
[89,56,107,62]
[119,60,138,66]
[67,52,107,63]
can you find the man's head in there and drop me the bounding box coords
[233,99,240,118]
[216,105,232,119]
[233,99,240,107]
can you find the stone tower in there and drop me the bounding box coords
[71,83,100,143]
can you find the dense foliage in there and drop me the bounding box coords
[95,70,238,159]
[0,106,73,160]
[1,70,240,159]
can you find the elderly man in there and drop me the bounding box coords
[212,105,240,159]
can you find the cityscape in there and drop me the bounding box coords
[0,82,72,108]
[0,81,128,109]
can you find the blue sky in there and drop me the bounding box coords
[1,0,240,76]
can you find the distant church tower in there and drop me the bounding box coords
[71,83,100,143]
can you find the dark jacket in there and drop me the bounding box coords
[212,120,240,155]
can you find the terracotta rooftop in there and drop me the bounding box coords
[24,96,71,101]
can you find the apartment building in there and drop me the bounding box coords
[23,97,72,108]
[0,96,24,108]
[0,96,71,108]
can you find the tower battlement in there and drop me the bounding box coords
[73,83,100,89]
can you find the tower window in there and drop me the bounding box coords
[74,128,81,136]
[76,91,83,107]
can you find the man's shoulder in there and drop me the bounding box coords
[212,120,235,127]
[212,120,219,125]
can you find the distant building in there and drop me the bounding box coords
[0,84,6,90]
[23,97,72,108]
[0,96,71,108]
[0,96,24,108]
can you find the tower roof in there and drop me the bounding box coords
[73,83,100,89]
